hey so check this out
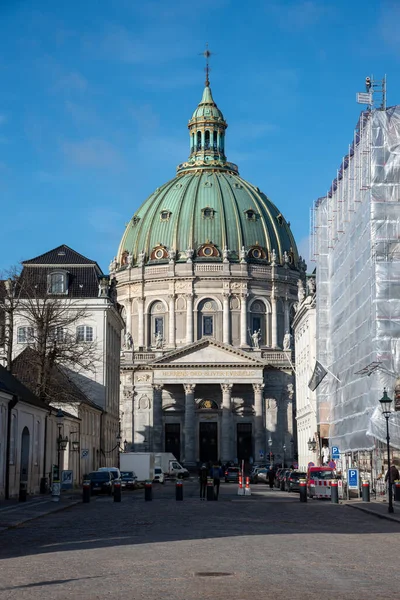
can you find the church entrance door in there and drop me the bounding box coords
[199,422,218,464]
[165,424,181,461]
[237,423,252,462]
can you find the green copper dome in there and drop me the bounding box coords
[117,82,299,268]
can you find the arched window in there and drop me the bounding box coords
[48,271,68,294]
[197,299,217,339]
[213,131,218,150]
[197,131,202,150]
[76,325,94,342]
[220,133,225,153]
[205,130,210,150]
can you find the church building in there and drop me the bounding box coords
[112,73,305,467]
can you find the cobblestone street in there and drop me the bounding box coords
[0,481,399,600]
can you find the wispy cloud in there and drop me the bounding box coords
[53,71,88,93]
[62,138,125,170]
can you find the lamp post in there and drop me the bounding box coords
[379,388,394,514]
[268,436,273,467]
[283,443,286,468]
[53,409,68,502]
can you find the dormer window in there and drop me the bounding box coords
[201,207,215,219]
[245,209,257,221]
[160,210,171,221]
[48,271,68,295]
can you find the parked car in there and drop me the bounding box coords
[86,471,114,495]
[286,471,307,493]
[120,471,137,489]
[153,467,165,484]
[252,468,269,484]
[98,467,121,481]
[225,467,240,483]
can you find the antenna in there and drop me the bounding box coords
[199,43,213,86]
[356,74,387,110]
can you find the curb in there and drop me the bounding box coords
[346,502,400,524]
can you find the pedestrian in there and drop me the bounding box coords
[211,462,222,500]
[199,464,208,501]
[385,462,400,499]
[268,467,275,489]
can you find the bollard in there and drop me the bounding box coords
[82,480,91,503]
[299,478,307,503]
[237,475,244,496]
[244,476,251,496]
[144,481,152,501]
[114,480,122,502]
[206,477,214,501]
[19,481,27,502]
[176,480,183,501]
[395,480,400,502]
[331,479,339,504]
[362,479,370,503]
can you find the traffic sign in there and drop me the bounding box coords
[328,461,336,469]
[348,469,359,489]
[259,450,264,459]
[308,462,315,468]
[331,446,340,459]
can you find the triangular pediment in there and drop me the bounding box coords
[150,339,264,366]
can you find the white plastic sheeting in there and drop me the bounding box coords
[367,406,400,450]
[314,107,400,452]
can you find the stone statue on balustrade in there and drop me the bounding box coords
[155,331,163,349]
[124,331,133,350]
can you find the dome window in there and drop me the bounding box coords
[151,245,168,260]
[132,215,140,226]
[277,214,284,226]
[245,209,257,221]
[234,183,242,189]
[201,207,215,219]
[203,181,212,187]
[249,246,266,260]
[205,130,210,150]
[198,243,219,258]
[203,247,213,256]
[160,210,171,221]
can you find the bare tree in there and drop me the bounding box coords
[0,266,22,371]
[2,266,99,402]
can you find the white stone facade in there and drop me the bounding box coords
[292,276,318,470]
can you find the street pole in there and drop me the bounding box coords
[385,415,394,514]
[57,425,61,480]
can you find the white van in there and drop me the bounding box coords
[98,467,121,480]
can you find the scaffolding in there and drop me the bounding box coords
[314,104,400,455]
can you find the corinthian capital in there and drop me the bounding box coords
[221,383,233,393]
[183,384,196,394]
[252,383,265,393]
[153,384,164,392]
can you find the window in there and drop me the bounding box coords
[155,317,163,336]
[48,271,67,294]
[252,316,261,332]
[50,326,65,343]
[197,131,202,150]
[17,326,34,343]
[160,210,171,221]
[203,316,213,336]
[205,130,210,150]
[76,325,94,342]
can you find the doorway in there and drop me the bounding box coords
[237,423,252,462]
[165,424,181,461]
[20,427,30,483]
[199,422,218,463]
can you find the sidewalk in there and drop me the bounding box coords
[344,497,400,524]
[0,491,82,532]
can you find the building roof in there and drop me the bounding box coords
[0,363,49,411]
[12,347,103,412]
[23,244,99,266]
[116,80,299,269]
[18,245,107,299]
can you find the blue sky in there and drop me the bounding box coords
[0,0,399,273]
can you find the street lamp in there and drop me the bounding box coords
[308,438,317,452]
[268,437,273,467]
[379,388,394,514]
[283,443,286,468]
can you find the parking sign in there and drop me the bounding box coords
[348,469,359,489]
[331,446,340,459]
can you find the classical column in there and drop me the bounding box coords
[253,383,265,461]
[183,384,196,465]
[125,298,132,335]
[138,297,144,348]
[221,383,233,462]
[152,385,163,452]
[271,293,278,348]
[223,293,230,344]
[186,294,194,344]
[240,292,248,347]
[284,299,290,335]
[168,294,176,348]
